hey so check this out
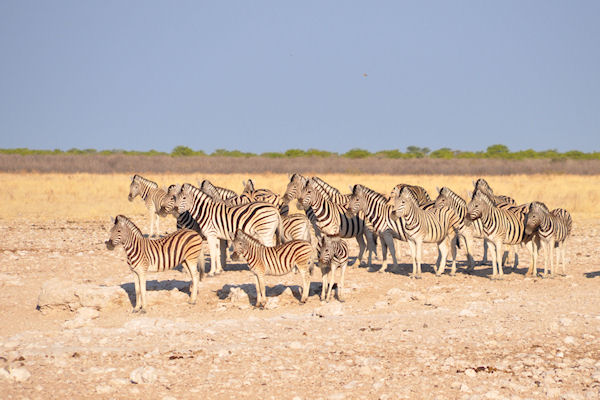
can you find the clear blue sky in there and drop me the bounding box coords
[1,1,598,153]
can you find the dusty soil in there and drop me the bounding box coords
[1,218,600,399]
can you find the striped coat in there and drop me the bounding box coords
[174,183,282,276]
[393,186,460,277]
[231,230,313,307]
[128,175,170,237]
[317,235,349,302]
[105,215,203,312]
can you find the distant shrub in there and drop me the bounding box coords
[211,149,254,157]
[343,148,371,158]
[375,149,407,159]
[284,149,306,157]
[261,152,285,158]
[429,148,454,159]
[171,146,195,156]
[305,148,335,157]
[485,144,510,158]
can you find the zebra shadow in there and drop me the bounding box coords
[120,279,191,307]
[217,282,322,306]
[584,271,600,278]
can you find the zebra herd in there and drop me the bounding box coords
[106,174,572,312]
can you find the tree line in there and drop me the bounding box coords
[1,145,598,160]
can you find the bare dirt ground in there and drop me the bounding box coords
[1,215,600,399]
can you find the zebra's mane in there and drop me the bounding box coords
[312,177,342,196]
[439,187,466,205]
[472,189,495,206]
[235,229,261,246]
[243,179,255,193]
[530,201,549,213]
[115,215,143,236]
[398,186,419,203]
[474,178,493,193]
[133,175,158,189]
[353,184,388,204]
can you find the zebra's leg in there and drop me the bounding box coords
[366,230,376,268]
[148,211,155,237]
[355,234,367,267]
[320,265,328,301]
[415,239,423,278]
[138,270,147,313]
[298,264,310,303]
[218,239,227,274]
[206,236,220,276]
[482,238,489,265]
[462,231,475,272]
[326,264,336,302]
[489,241,498,278]
[449,235,458,276]
[495,241,504,279]
[132,272,141,312]
[436,239,449,277]
[540,239,550,278]
[338,261,347,302]
[184,260,199,304]
[407,240,417,278]
[383,232,398,272]
[253,274,262,307]
[560,240,567,276]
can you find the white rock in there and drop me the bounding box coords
[9,367,31,382]
[465,368,477,378]
[374,301,388,309]
[0,368,9,379]
[564,336,576,345]
[288,341,303,350]
[459,309,476,317]
[130,366,158,384]
[313,302,344,317]
[484,390,501,399]
[559,317,573,327]
[264,297,280,310]
[96,385,114,394]
[460,383,470,392]
[227,287,250,304]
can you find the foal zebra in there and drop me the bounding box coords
[317,235,349,302]
[231,230,313,307]
[467,190,536,278]
[128,175,170,237]
[298,179,374,267]
[105,215,204,313]
[346,184,406,273]
[525,202,572,277]
[174,183,282,276]
[393,186,460,278]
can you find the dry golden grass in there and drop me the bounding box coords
[1,173,599,223]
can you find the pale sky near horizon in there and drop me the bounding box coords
[1,1,598,153]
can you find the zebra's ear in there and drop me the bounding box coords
[436,186,440,194]
[466,190,472,200]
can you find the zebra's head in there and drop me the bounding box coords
[128,176,142,201]
[434,187,450,208]
[106,215,133,250]
[174,184,195,214]
[474,178,493,194]
[318,235,336,265]
[283,173,307,204]
[346,185,366,217]
[160,184,180,216]
[297,180,319,210]
[393,186,417,218]
[466,190,490,220]
[525,201,549,235]
[230,230,252,261]
[242,179,255,194]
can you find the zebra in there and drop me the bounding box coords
[128,175,170,237]
[317,235,349,302]
[346,184,406,273]
[434,186,486,270]
[242,179,289,215]
[173,183,282,276]
[105,215,204,313]
[393,186,460,278]
[298,178,374,267]
[390,184,432,207]
[467,190,537,279]
[311,176,352,206]
[230,230,313,308]
[474,178,516,205]
[525,202,572,277]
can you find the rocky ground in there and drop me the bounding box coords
[1,218,600,399]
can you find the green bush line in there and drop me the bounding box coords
[1,144,599,160]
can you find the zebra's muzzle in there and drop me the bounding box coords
[105,240,115,250]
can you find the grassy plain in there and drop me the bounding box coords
[1,173,599,222]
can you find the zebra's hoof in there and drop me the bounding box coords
[188,300,197,305]
[337,297,345,303]
[132,308,139,314]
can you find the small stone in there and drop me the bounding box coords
[559,318,573,327]
[288,341,303,350]
[465,368,477,378]
[9,367,31,382]
[460,383,470,392]
[374,301,388,309]
[484,390,500,399]
[459,309,476,317]
[0,368,9,379]
[96,385,114,394]
[564,336,576,345]
[130,366,158,384]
